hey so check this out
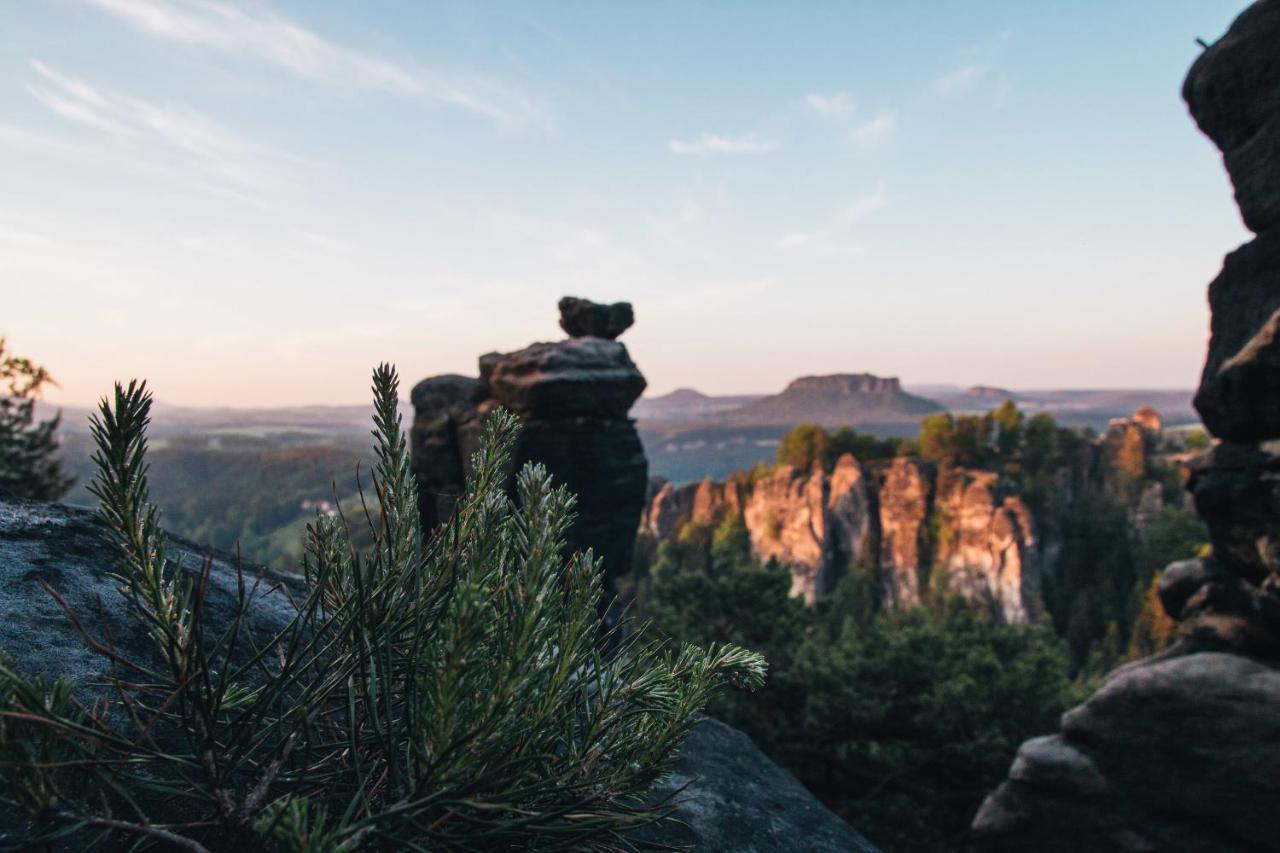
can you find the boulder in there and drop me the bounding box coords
[643,717,878,852]
[973,650,1280,852]
[558,296,635,340]
[486,338,646,420]
[1184,0,1280,234]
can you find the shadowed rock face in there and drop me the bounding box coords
[410,300,648,606]
[877,458,936,610]
[975,4,1280,848]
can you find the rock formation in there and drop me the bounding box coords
[714,373,943,427]
[973,4,1280,848]
[0,500,874,851]
[876,457,936,610]
[411,299,648,605]
[933,468,1041,625]
[641,452,1049,622]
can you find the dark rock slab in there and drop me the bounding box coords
[409,374,484,529]
[1193,232,1280,442]
[0,501,300,701]
[643,717,878,852]
[487,338,646,420]
[558,296,634,340]
[1184,0,1280,234]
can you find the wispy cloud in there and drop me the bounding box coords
[777,182,885,256]
[850,111,896,147]
[78,0,549,130]
[804,91,854,119]
[932,29,1012,98]
[668,132,779,156]
[24,60,292,195]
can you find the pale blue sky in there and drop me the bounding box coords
[0,0,1254,406]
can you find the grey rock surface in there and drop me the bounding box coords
[644,717,878,852]
[486,338,646,420]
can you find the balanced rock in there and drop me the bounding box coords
[486,338,645,420]
[558,296,634,340]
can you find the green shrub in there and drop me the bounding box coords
[0,365,764,851]
[0,338,73,501]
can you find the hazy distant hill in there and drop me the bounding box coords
[903,385,1197,426]
[711,374,943,427]
[631,388,765,421]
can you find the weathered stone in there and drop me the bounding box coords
[0,502,301,704]
[409,374,483,530]
[641,479,696,539]
[641,717,878,852]
[974,651,1280,852]
[826,454,878,579]
[877,458,936,610]
[933,468,1041,624]
[1193,232,1280,442]
[1187,441,1280,583]
[486,338,646,420]
[557,296,635,340]
[1184,0,1280,234]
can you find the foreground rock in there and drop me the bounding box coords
[643,717,878,852]
[411,298,648,603]
[0,499,871,851]
[975,4,1280,848]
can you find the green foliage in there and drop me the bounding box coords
[0,365,765,851]
[639,532,1074,853]
[0,339,73,500]
[776,422,828,470]
[1184,429,1211,452]
[775,423,903,473]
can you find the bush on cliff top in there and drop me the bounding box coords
[0,365,765,851]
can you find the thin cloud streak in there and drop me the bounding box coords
[668,132,779,155]
[78,0,550,130]
[27,59,287,192]
[804,91,854,118]
[850,111,896,146]
[777,182,886,256]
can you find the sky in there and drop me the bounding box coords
[0,0,1257,407]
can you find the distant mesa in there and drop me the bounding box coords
[558,296,634,340]
[718,373,943,427]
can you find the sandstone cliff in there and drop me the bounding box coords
[974,5,1280,848]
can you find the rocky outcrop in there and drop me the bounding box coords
[641,453,1049,623]
[0,500,873,851]
[411,299,648,603]
[933,468,1040,625]
[974,5,1280,847]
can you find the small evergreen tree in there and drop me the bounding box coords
[0,365,765,851]
[0,339,73,500]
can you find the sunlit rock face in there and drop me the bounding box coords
[744,463,831,604]
[410,298,648,606]
[933,468,1041,625]
[876,457,935,610]
[975,4,1280,848]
